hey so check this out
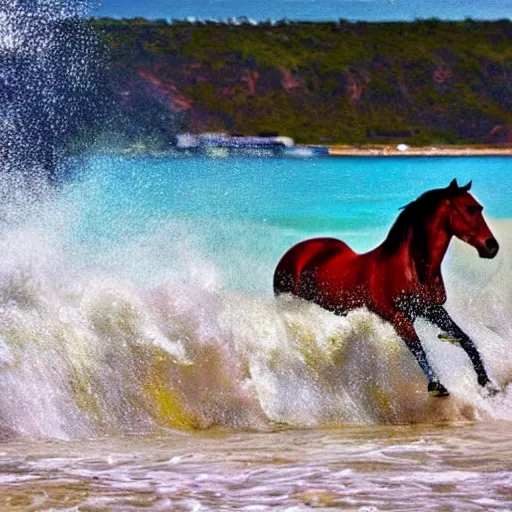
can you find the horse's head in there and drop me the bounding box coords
[447,179,499,259]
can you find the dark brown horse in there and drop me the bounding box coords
[274,179,500,397]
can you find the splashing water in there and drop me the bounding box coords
[0,0,108,187]
[0,155,508,440]
[0,0,511,440]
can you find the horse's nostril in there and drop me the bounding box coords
[485,238,499,253]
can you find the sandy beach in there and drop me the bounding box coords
[327,145,512,157]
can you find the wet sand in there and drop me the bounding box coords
[0,422,510,511]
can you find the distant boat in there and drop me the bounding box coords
[175,132,294,155]
[174,133,328,158]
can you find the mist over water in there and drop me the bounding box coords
[0,0,108,186]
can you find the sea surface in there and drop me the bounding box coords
[96,0,512,24]
[0,155,510,510]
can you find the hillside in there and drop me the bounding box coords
[93,18,512,146]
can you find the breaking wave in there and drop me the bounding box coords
[0,165,510,440]
[1,0,511,439]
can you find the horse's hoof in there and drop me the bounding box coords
[482,382,500,397]
[428,381,450,397]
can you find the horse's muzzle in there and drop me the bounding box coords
[478,237,499,259]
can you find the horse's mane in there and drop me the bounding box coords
[382,185,463,257]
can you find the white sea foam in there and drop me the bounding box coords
[0,173,509,439]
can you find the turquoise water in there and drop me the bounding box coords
[76,155,512,230]
[64,155,511,292]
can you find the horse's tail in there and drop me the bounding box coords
[273,238,346,297]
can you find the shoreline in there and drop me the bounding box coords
[326,145,512,157]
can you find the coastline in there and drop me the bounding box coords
[326,145,512,157]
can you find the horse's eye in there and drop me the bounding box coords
[466,206,481,215]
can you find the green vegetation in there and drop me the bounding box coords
[93,18,512,145]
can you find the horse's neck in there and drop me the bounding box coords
[405,215,452,285]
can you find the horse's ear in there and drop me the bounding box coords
[448,179,459,192]
[461,180,472,191]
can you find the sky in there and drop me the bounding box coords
[93,0,512,22]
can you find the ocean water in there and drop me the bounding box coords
[96,0,512,23]
[0,154,510,509]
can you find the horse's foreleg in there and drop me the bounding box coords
[423,305,491,388]
[392,312,449,397]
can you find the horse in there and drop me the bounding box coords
[273,179,500,397]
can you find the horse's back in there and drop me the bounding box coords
[273,237,355,296]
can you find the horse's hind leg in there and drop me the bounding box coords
[393,312,449,397]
